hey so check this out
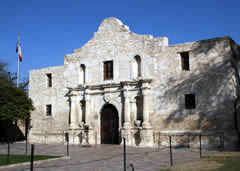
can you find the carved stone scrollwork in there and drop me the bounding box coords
[78,122,85,129]
[79,93,84,101]
[134,120,141,128]
[103,94,111,103]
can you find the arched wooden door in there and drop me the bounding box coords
[101,104,119,144]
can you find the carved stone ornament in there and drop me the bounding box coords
[79,94,84,101]
[134,120,141,128]
[103,94,111,103]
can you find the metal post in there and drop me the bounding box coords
[67,140,69,156]
[169,136,173,166]
[15,121,17,142]
[131,132,133,147]
[123,138,126,171]
[25,132,28,155]
[187,133,190,150]
[30,144,34,171]
[222,133,224,151]
[219,134,222,152]
[158,133,160,151]
[67,141,69,156]
[199,134,202,158]
[73,131,75,147]
[95,132,97,148]
[65,133,69,156]
[7,142,10,165]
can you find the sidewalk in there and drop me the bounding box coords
[0,142,206,171]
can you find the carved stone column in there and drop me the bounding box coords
[142,89,151,128]
[85,95,92,129]
[78,100,83,126]
[70,96,78,129]
[124,91,131,128]
[140,88,153,147]
[130,99,137,126]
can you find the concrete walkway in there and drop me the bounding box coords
[0,142,210,171]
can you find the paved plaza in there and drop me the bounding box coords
[0,142,210,171]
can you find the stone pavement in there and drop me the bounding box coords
[0,142,211,171]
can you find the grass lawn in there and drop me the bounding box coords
[160,152,240,171]
[0,154,59,166]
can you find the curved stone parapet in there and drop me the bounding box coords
[98,17,130,33]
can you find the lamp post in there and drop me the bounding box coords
[25,119,32,155]
[65,132,69,156]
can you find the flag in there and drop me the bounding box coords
[16,36,22,62]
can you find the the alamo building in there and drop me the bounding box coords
[29,17,240,148]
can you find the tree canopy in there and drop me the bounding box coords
[0,62,34,121]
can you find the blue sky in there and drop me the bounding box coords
[0,0,239,79]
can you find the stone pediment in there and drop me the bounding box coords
[67,17,167,63]
[97,17,130,33]
[72,17,131,54]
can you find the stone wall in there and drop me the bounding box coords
[151,37,239,147]
[63,18,168,88]
[29,65,69,143]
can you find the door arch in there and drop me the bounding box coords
[100,104,119,144]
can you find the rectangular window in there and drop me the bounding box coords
[180,52,190,71]
[185,94,196,109]
[104,61,113,80]
[46,104,52,116]
[46,73,52,87]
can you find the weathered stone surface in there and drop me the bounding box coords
[29,17,240,148]
[29,66,69,134]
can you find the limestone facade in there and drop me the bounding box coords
[29,17,240,148]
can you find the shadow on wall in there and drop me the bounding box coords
[157,37,240,134]
[0,120,25,143]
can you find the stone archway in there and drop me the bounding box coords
[100,104,119,144]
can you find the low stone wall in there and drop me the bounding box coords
[153,130,238,150]
[29,129,98,146]
[29,129,238,150]
[29,131,65,144]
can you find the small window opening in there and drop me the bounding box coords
[185,94,196,109]
[180,52,190,71]
[81,100,86,123]
[46,104,52,116]
[133,55,141,79]
[104,61,113,80]
[79,64,86,84]
[46,73,52,87]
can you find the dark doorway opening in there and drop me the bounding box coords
[101,104,119,144]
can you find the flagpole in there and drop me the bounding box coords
[17,52,19,88]
[17,33,20,88]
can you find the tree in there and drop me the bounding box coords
[0,84,34,121]
[0,62,34,141]
[0,62,34,121]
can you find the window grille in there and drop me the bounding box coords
[104,61,113,80]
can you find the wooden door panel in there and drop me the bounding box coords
[101,105,119,144]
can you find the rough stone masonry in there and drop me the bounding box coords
[29,17,240,148]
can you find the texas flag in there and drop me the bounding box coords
[16,36,22,62]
